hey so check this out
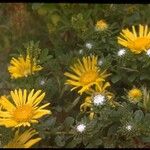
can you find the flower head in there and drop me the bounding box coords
[128,88,142,103]
[64,55,110,95]
[85,43,93,49]
[117,49,126,57]
[4,129,41,148]
[76,124,86,133]
[95,19,108,31]
[93,94,105,106]
[8,55,43,79]
[118,24,150,54]
[0,89,51,128]
[126,125,132,131]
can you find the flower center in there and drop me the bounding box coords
[80,71,98,85]
[129,37,150,51]
[13,105,33,122]
[23,69,31,76]
[96,21,107,30]
[131,91,141,98]
[129,89,142,99]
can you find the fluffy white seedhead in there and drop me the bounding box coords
[98,60,103,66]
[76,124,86,133]
[117,49,126,57]
[40,80,45,85]
[93,94,105,106]
[126,125,132,131]
[85,43,93,49]
[79,49,83,54]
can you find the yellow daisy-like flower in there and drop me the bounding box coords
[4,129,41,148]
[95,19,108,31]
[0,89,51,128]
[118,24,150,54]
[80,82,116,120]
[8,55,43,79]
[64,55,110,95]
[128,88,142,103]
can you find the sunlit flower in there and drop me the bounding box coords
[4,129,41,148]
[64,55,110,95]
[117,49,126,57]
[0,89,51,128]
[8,55,43,79]
[76,124,86,133]
[85,43,93,49]
[128,88,142,103]
[146,49,150,56]
[95,19,108,31]
[93,94,106,106]
[118,24,150,54]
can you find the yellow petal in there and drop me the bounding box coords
[24,138,41,148]
[0,96,15,111]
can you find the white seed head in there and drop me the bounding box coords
[76,124,86,133]
[79,49,83,54]
[146,49,150,56]
[98,60,103,66]
[93,94,105,106]
[126,125,132,131]
[85,43,93,49]
[40,80,45,85]
[117,49,126,56]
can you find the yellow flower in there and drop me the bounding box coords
[0,89,51,128]
[80,82,116,120]
[8,55,43,79]
[64,55,110,95]
[80,96,92,112]
[90,82,117,107]
[4,129,41,148]
[118,24,150,54]
[80,96,94,120]
[88,82,111,94]
[96,19,108,31]
[128,88,142,102]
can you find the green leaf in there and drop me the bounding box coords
[128,74,136,82]
[134,110,144,123]
[65,139,77,148]
[140,73,150,80]
[141,136,150,143]
[107,124,119,136]
[111,75,121,83]
[55,136,65,147]
[64,117,74,127]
